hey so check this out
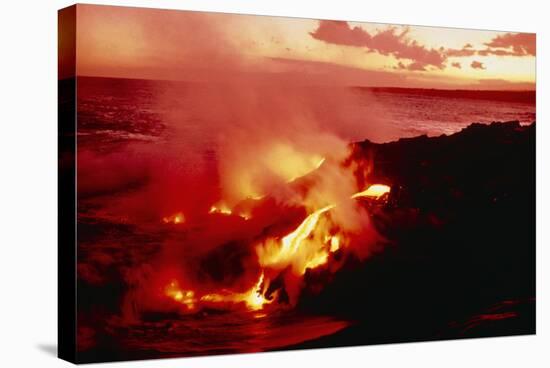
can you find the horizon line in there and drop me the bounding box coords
[68,74,536,93]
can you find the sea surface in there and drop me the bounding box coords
[77,76,536,151]
[365,87,535,137]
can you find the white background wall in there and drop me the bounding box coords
[0,0,547,366]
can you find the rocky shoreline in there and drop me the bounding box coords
[292,121,535,349]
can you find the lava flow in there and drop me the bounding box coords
[208,202,232,216]
[257,204,336,276]
[165,271,275,311]
[162,178,390,313]
[162,212,185,225]
[200,272,276,311]
[351,184,391,200]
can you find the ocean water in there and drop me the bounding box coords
[367,88,535,137]
[77,77,535,151]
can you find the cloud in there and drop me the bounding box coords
[484,32,535,56]
[445,47,476,57]
[310,21,446,70]
[395,61,427,71]
[470,61,486,70]
[445,33,535,59]
[310,22,534,74]
[309,20,372,47]
[477,48,523,57]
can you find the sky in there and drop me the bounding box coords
[73,4,536,90]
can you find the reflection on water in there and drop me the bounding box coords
[107,311,349,358]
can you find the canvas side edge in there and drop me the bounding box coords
[58,4,77,364]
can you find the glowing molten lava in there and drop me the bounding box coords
[201,272,274,311]
[257,205,336,275]
[256,184,390,276]
[162,212,185,224]
[163,177,389,312]
[238,272,274,311]
[209,202,233,215]
[209,201,252,220]
[329,235,340,252]
[165,280,196,310]
[351,184,391,199]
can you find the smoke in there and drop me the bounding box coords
[78,11,390,317]
[80,11,394,221]
[141,15,388,309]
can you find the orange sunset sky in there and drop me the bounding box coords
[71,4,536,90]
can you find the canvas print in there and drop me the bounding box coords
[58,4,536,363]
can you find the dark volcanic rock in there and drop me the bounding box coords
[296,121,535,346]
[352,120,534,211]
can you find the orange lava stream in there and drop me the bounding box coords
[166,272,275,311]
[351,184,391,199]
[162,212,185,225]
[164,184,390,312]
